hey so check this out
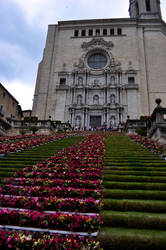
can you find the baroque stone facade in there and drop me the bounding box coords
[32,0,166,129]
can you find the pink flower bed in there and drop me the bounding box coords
[0,134,106,248]
[1,177,102,189]
[0,185,101,198]
[0,195,101,212]
[0,231,100,249]
[0,134,64,156]
[129,134,166,155]
[0,134,45,143]
[0,208,101,232]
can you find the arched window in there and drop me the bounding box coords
[93,95,99,105]
[75,116,81,127]
[146,0,151,11]
[77,95,82,105]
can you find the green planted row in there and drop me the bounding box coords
[99,135,166,249]
[103,175,166,183]
[0,136,84,178]
[103,181,166,191]
[98,227,166,250]
[103,198,166,213]
[101,210,166,230]
[103,188,166,200]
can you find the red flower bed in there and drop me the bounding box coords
[0,184,101,199]
[1,177,102,189]
[0,208,102,232]
[0,195,101,212]
[0,134,106,248]
[129,134,166,155]
[0,231,101,249]
[0,134,45,143]
[0,134,64,156]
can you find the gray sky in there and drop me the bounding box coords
[0,0,166,110]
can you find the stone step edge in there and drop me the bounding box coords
[0,207,99,216]
[2,194,100,203]
[0,225,98,237]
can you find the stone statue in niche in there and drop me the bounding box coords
[110,94,115,104]
[128,61,133,70]
[77,95,83,105]
[93,95,99,105]
[75,116,81,127]
[111,76,115,85]
[74,58,85,69]
[110,116,116,126]
[78,77,83,86]
[93,79,100,87]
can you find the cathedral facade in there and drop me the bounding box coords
[32,0,166,129]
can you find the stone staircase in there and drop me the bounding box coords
[98,135,166,250]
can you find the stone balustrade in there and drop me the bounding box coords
[147,99,166,145]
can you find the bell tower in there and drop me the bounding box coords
[129,0,162,19]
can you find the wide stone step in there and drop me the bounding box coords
[97,227,166,250]
[101,210,166,230]
[103,189,166,200]
[103,198,166,213]
[103,181,166,191]
[103,174,166,183]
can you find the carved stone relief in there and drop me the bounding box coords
[81,38,114,50]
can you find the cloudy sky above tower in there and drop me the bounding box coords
[0,0,166,110]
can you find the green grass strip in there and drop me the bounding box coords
[103,198,166,213]
[101,210,166,230]
[103,181,166,191]
[97,227,166,250]
[103,175,166,183]
[103,189,166,200]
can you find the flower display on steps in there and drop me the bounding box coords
[128,134,166,156]
[0,134,64,156]
[0,134,106,248]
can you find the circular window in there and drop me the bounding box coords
[87,53,107,70]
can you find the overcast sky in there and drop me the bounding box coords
[0,0,166,110]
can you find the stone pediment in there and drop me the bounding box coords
[81,38,114,49]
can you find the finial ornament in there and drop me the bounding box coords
[155,98,161,106]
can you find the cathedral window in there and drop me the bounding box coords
[81,30,86,36]
[74,30,79,37]
[128,77,135,84]
[60,78,66,85]
[93,95,99,105]
[77,95,83,105]
[117,28,122,35]
[110,29,114,35]
[89,29,93,36]
[103,29,107,35]
[146,0,151,11]
[87,53,107,70]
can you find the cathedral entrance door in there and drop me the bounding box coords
[90,116,101,128]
